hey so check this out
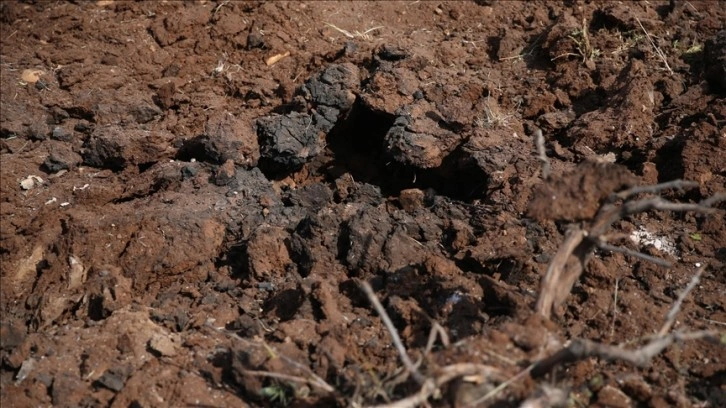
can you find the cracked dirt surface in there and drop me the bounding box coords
[1,1,725,407]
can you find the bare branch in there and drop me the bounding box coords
[241,369,336,394]
[596,240,672,267]
[535,228,587,318]
[368,364,502,408]
[204,324,336,394]
[700,192,726,207]
[658,265,705,336]
[470,363,534,406]
[537,183,724,319]
[424,321,450,356]
[622,197,719,216]
[530,330,720,377]
[610,278,619,339]
[609,179,699,202]
[359,280,425,385]
[278,353,337,393]
[520,385,568,408]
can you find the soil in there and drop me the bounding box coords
[1,1,725,407]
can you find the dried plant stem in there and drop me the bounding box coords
[534,129,551,179]
[533,263,721,377]
[608,179,699,201]
[368,363,502,408]
[242,369,335,393]
[658,265,705,335]
[536,182,724,319]
[359,280,425,385]
[531,330,720,377]
[636,18,674,75]
[596,240,672,267]
[206,324,336,394]
[610,278,619,338]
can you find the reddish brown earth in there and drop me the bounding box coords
[1,1,725,407]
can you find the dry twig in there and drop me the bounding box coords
[636,18,674,75]
[533,129,550,180]
[368,363,502,408]
[658,265,705,335]
[533,262,722,378]
[325,22,384,40]
[536,181,724,319]
[359,280,425,385]
[596,240,672,267]
[530,330,721,377]
[205,324,336,394]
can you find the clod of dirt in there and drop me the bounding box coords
[213,160,237,186]
[528,161,636,222]
[207,111,260,167]
[568,59,656,151]
[343,204,394,272]
[129,104,161,124]
[597,384,633,408]
[246,31,265,49]
[83,126,174,171]
[704,30,726,94]
[245,225,293,280]
[153,82,176,110]
[399,188,425,213]
[297,63,360,112]
[42,155,71,174]
[537,110,577,133]
[95,366,131,392]
[257,112,324,175]
[148,333,178,357]
[376,44,409,62]
[284,182,333,213]
[384,100,464,168]
[256,63,362,175]
[51,126,72,142]
[84,265,133,321]
[25,122,49,141]
[0,319,26,350]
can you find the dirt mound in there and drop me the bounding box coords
[1,1,724,407]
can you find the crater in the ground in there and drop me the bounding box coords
[325,100,488,201]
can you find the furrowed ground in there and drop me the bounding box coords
[1,1,724,407]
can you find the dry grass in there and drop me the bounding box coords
[636,18,674,75]
[324,22,384,41]
[552,18,600,67]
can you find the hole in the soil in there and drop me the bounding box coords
[326,101,489,202]
[263,288,304,321]
[653,139,685,182]
[137,161,156,173]
[590,10,629,32]
[175,135,226,164]
[87,295,107,321]
[62,106,95,122]
[339,279,368,307]
[678,112,709,129]
[494,258,525,286]
[715,247,726,263]
[619,147,648,172]
[569,88,608,117]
